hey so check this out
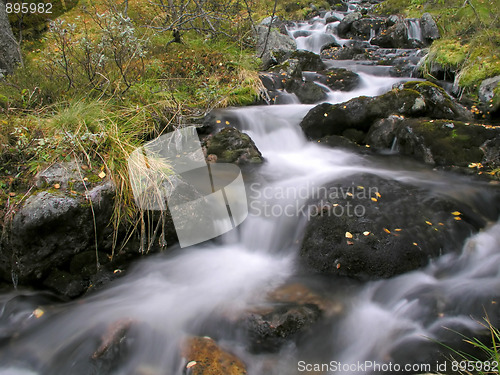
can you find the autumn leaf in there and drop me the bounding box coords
[33,308,44,318]
[54,183,60,189]
[383,228,391,234]
[98,171,106,179]
[371,197,378,202]
[454,216,462,221]
[345,232,353,238]
[363,231,370,236]
[425,221,432,226]
[451,211,461,216]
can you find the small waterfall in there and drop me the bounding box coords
[406,18,423,42]
[368,28,376,42]
[390,136,399,152]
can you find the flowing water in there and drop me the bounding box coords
[1,7,499,375]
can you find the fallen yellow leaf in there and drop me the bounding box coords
[394,228,402,232]
[383,228,391,234]
[451,211,461,216]
[371,197,378,202]
[375,192,382,198]
[336,263,341,269]
[345,232,353,238]
[98,171,106,179]
[425,221,432,226]
[33,308,44,318]
[454,217,462,221]
[413,242,418,246]
[363,231,370,236]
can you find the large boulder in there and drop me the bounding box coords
[366,117,500,168]
[337,11,362,37]
[420,13,440,42]
[205,127,264,164]
[2,181,115,285]
[371,20,415,49]
[255,25,296,70]
[342,17,388,40]
[300,174,499,279]
[290,49,326,71]
[299,81,471,139]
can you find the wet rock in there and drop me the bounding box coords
[308,68,361,91]
[300,81,471,139]
[325,14,342,24]
[290,49,326,71]
[481,135,500,168]
[321,45,367,60]
[300,174,499,279]
[420,13,440,41]
[366,117,500,168]
[43,269,87,299]
[286,80,327,104]
[345,18,388,40]
[2,181,115,285]
[328,1,348,12]
[182,336,247,375]
[371,21,413,49]
[205,127,263,164]
[268,283,343,317]
[244,303,322,353]
[317,135,362,151]
[337,11,362,37]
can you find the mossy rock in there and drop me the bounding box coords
[300,80,471,140]
[367,117,500,168]
[205,127,263,164]
[182,336,247,375]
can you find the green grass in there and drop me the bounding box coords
[376,0,500,95]
[0,0,279,254]
[436,314,500,375]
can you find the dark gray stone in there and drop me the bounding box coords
[420,13,440,41]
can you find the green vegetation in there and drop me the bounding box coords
[0,0,274,249]
[436,314,500,375]
[377,0,500,94]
